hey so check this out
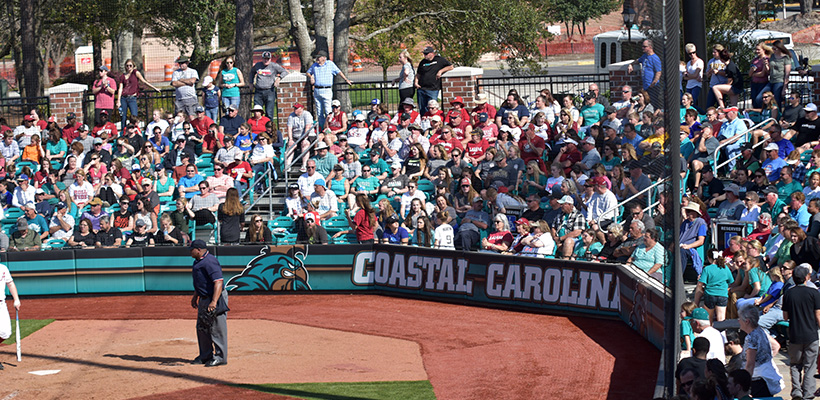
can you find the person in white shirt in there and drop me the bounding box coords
[434,211,455,250]
[0,262,21,350]
[585,176,618,229]
[13,115,39,148]
[309,178,338,220]
[400,181,427,218]
[206,164,234,199]
[11,175,36,209]
[249,134,275,178]
[48,201,75,240]
[297,159,321,201]
[691,307,726,361]
[67,170,95,208]
[146,109,170,137]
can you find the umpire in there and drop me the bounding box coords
[190,239,229,367]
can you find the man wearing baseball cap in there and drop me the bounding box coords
[287,102,315,171]
[760,142,786,182]
[415,46,453,116]
[92,65,117,126]
[689,307,724,361]
[554,195,587,258]
[790,102,820,152]
[12,114,38,148]
[309,178,338,220]
[251,51,289,120]
[454,195,490,250]
[171,55,200,116]
[306,50,353,129]
[190,239,229,367]
[716,106,746,170]
[62,112,83,144]
[219,104,245,136]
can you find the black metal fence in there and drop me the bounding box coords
[332,80,402,114]
[476,73,612,107]
[0,96,50,127]
[81,86,279,130]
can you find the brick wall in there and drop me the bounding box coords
[440,67,483,108]
[608,61,642,102]
[276,73,310,127]
[46,83,86,125]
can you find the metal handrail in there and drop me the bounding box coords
[241,163,275,219]
[711,117,776,174]
[596,177,671,226]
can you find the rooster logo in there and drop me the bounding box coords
[226,246,312,291]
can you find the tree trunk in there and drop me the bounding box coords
[800,0,813,14]
[235,0,254,116]
[111,32,120,73]
[115,30,134,71]
[288,0,315,71]
[131,27,144,73]
[334,0,355,110]
[92,34,103,72]
[313,0,334,56]
[40,38,50,88]
[6,0,21,92]
[20,0,41,97]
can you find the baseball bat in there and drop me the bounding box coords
[15,309,21,362]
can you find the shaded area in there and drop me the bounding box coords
[234,381,436,400]
[19,294,660,399]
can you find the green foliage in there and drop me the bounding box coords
[2,319,54,345]
[547,0,620,37]
[235,380,437,400]
[423,0,551,71]
[354,0,418,81]
[701,0,758,77]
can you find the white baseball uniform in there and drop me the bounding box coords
[0,264,13,340]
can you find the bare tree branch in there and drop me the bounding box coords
[350,10,462,42]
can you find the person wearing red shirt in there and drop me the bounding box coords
[446,111,472,144]
[391,98,420,125]
[429,127,464,153]
[482,215,514,253]
[475,113,498,144]
[227,152,253,193]
[444,96,471,125]
[518,127,546,167]
[30,110,47,131]
[201,123,224,154]
[247,104,270,135]
[348,193,376,243]
[464,131,490,165]
[559,139,583,175]
[62,112,82,144]
[470,93,497,126]
[190,106,215,138]
[92,110,118,139]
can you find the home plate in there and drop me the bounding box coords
[29,370,61,376]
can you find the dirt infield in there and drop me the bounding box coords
[4,294,660,399]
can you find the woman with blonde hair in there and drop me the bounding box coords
[218,187,245,243]
[683,43,704,104]
[749,43,772,108]
[215,56,245,110]
[393,49,415,102]
[522,160,547,197]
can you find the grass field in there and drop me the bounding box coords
[235,380,436,400]
[1,318,53,345]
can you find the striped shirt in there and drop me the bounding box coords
[306,60,341,87]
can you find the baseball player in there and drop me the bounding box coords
[0,263,21,370]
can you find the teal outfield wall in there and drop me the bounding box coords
[4,244,665,349]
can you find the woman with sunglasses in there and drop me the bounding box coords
[116,59,160,128]
[245,215,272,244]
[683,43,704,104]
[112,195,134,232]
[215,57,245,110]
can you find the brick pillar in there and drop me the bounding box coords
[608,61,642,102]
[277,73,310,130]
[441,67,483,107]
[46,83,86,125]
[811,64,820,104]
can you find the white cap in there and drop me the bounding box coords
[764,143,779,152]
[202,76,213,86]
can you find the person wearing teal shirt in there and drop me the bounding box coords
[363,150,390,180]
[760,187,786,218]
[579,94,605,127]
[693,258,734,321]
[775,165,802,199]
[216,57,245,110]
[348,167,380,208]
[627,229,665,277]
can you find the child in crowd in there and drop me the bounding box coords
[680,301,696,358]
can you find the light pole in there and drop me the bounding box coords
[622,0,637,44]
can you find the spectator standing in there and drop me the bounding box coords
[777,263,820,399]
[414,47,453,116]
[738,304,784,397]
[627,40,662,108]
[214,56,245,110]
[683,43,704,104]
[217,188,244,244]
[306,50,353,129]
[116,59,160,128]
[251,51,289,121]
[170,56,199,116]
[92,66,117,125]
[393,50,415,103]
